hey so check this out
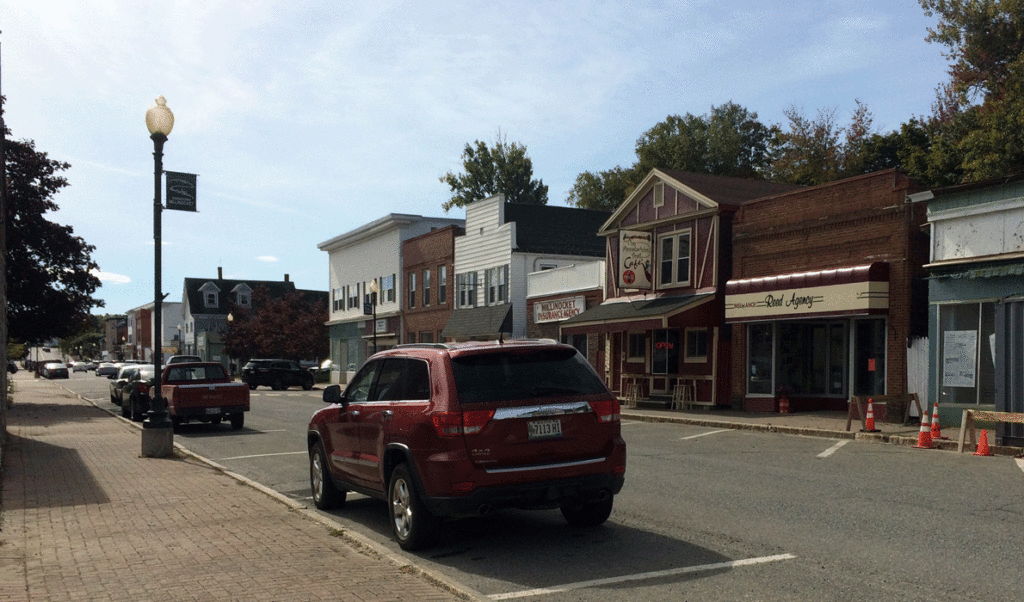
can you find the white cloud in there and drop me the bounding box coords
[257,256,279,263]
[91,269,132,284]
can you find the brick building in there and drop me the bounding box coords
[402,225,463,344]
[724,169,928,412]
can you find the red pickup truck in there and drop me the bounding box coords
[160,362,250,430]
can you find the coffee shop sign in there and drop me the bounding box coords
[534,296,586,323]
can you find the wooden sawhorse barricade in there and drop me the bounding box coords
[845,393,922,432]
[957,410,1024,453]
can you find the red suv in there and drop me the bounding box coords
[307,340,626,550]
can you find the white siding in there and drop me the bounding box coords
[930,199,1024,261]
[527,262,605,298]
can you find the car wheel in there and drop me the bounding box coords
[230,412,244,430]
[302,378,313,391]
[271,377,283,391]
[309,442,346,510]
[560,496,614,528]
[110,393,118,405]
[121,397,130,418]
[129,397,143,422]
[210,416,222,425]
[389,463,440,551]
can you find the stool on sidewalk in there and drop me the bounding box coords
[671,378,694,410]
[622,377,641,408]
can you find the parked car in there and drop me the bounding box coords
[307,340,627,551]
[119,365,157,421]
[72,361,89,372]
[41,362,70,379]
[242,359,314,390]
[95,362,118,377]
[166,355,202,364]
[160,362,249,429]
[8,360,19,374]
[109,365,141,404]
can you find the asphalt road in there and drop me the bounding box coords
[61,372,1024,602]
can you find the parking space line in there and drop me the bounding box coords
[1016,458,1024,475]
[488,553,797,600]
[219,451,307,461]
[817,440,850,458]
[679,429,731,441]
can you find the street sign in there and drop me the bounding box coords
[165,171,197,211]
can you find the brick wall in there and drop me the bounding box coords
[403,226,462,343]
[729,169,926,403]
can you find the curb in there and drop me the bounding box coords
[620,410,1024,457]
[59,385,490,602]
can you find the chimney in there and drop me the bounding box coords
[285,274,290,282]
[218,267,223,279]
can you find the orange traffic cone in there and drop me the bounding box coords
[974,429,993,456]
[930,402,948,440]
[914,413,932,449]
[863,398,880,432]
[778,395,790,414]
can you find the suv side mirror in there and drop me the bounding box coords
[323,384,342,405]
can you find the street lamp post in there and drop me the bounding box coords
[142,96,174,457]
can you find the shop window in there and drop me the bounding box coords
[561,333,587,357]
[748,323,774,395]
[938,302,996,406]
[685,328,708,363]
[652,329,680,374]
[853,319,886,397]
[658,231,691,288]
[627,333,646,363]
[419,331,434,343]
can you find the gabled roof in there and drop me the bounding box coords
[600,169,802,233]
[503,203,610,257]
[183,278,297,316]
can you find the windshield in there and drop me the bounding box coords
[451,348,607,404]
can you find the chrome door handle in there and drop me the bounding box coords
[382,410,393,421]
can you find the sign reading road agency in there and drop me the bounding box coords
[165,171,197,212]
[534,296,586,323]
[618,230,652,290]
[725,281,888,321]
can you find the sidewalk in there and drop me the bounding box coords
[0,374,476,602]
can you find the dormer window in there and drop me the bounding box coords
[230,283,253,308]
[199,282,222,309]
[236,293,250,307]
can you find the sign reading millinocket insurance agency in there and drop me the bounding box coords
[618,230,652,289]
[165,171,197,212]
[534,296,586,323]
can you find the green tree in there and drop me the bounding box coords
[439,134,548,211]
[916,0,1024,181]
[568,102,774,210]
[4,114,104,344]
[223,287,327,362]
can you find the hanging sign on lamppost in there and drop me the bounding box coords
[165,171,197,212]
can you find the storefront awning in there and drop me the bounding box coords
[560,293,713,334]
[442,304,513,340]
[725,262,889,323]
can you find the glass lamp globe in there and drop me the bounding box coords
[145,96,174,137]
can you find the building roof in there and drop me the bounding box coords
[183,278,298,316]
[503,203,610,257]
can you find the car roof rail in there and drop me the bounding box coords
[395,343,452,350]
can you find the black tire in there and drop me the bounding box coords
[388,463,441,551]
[560,496,614,528]
[230,412,244,430]
[121,397,130,418]
[309,442,346,510]
[302,377,313,391]
[271,377,283,391]
[110,393,118,405]
[210,416,222,425]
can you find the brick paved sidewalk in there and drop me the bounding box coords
[0,376,471,602]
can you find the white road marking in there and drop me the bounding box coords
[679,429,731,441]
[219,451,307,461]
[1016,458,1024,475]
[817,440,850,458]
[488,553,797,600]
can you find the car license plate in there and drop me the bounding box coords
[528,419,562,439]
[205,407,220,415]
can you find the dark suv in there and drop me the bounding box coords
[307,340,627,550]
[242,359,314,390]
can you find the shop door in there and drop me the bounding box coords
[652,329,680,375]
[853,319,886,396]
[996,299,1024,445]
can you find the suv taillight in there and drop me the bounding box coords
[432,410,495,437]
[589,399,621,423]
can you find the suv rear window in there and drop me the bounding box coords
[166,364,227,382]
[451,348,606,403]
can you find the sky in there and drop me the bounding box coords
[3,0,951,316]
